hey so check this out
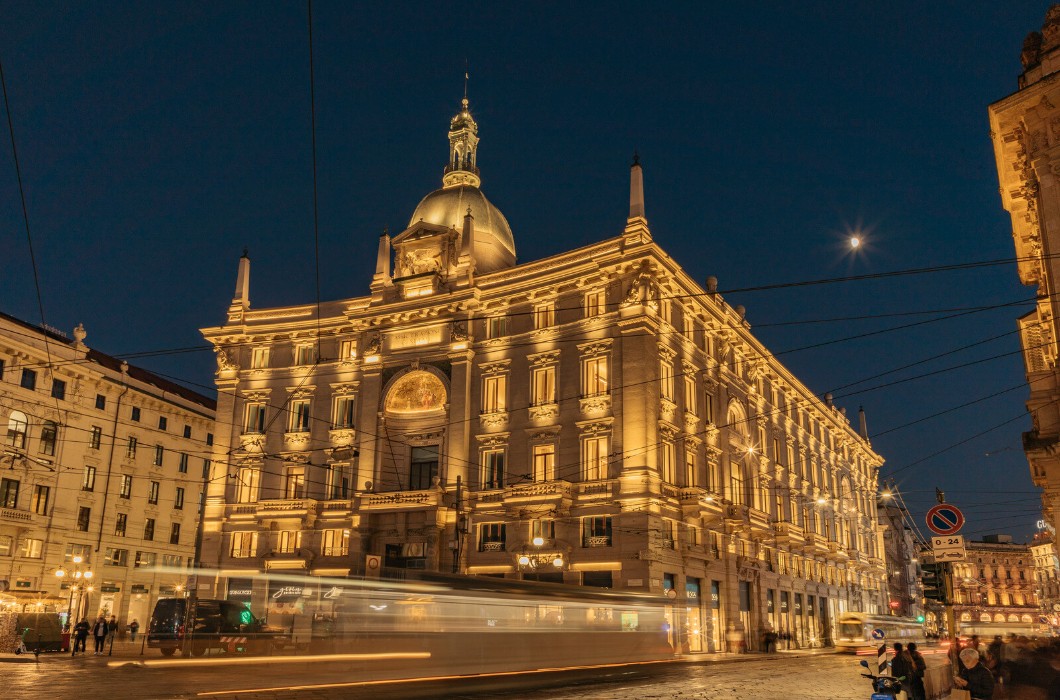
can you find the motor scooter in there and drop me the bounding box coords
[859,658,905,699]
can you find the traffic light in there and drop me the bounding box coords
[916,614,925,623]
[921,562,946,603]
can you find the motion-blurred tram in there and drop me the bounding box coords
[836,612,926,653]
[170,571,676,679]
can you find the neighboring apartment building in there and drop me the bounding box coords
[1031,530,1060,630]
[0,312,216,626]
[199,93,888,652]
[990,6,1060,568]
[951,535,1040,635]
[877,491,923,620]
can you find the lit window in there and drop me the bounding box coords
[321,529,349,557]
[31,485,49,514]
[21,538,44,559]
[126,436,138,458]
[333,396,355,428]
[530,366,555,406]
[105,548,128,566]
[582,356,608,396]
[175,487,185,510]
[289,400,311,432]
[531,519,555,542]
[244,403,266,433]
[276,530,301,553]
[482,375,507,413]
[284,467,306,499]
[115,513,127,537]
[143,518,155,541]
[295,345,316,366]
[532,444,555,482]
[481,449,505,489]
[237,468,260,503]
[684,375,697,415]
[684,448,697,487]
[582,435,608,480]
[584,290,605,318]
[661,440,676,483]
[135,551,157,568]
[230,532,258,558]
[119,474,132,499]
[533,303,554,329]
[478,523,506,551]
[583,517,612,547]
[82,466,96,492]
[328,465,351,500]
[148,481,160,505]
[0,478,19,508]
[338,340,356,361]
[250,347,270,369]
[485,315,508,340]
[660,360,674,401]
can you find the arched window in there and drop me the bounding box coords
[993,613,1005,622]
[6,411,28,448]
[981,613,993,622]
[960,612,972,622]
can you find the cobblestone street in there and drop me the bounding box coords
[0,649,949,700]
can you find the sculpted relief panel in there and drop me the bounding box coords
[384,371,447,414]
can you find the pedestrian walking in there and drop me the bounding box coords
[907,642,927,700]
[107,615,118,643]
[129,619,140,642]
[891,642,915,686]
[73,618,90,655]
[91,616,108,655]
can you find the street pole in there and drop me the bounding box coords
[181,459,212,657]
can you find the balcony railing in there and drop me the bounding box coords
[583,535,612,548]
[479,541,504,552]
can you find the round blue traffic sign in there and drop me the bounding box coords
[926,504,964,536]
[871,628,885,641]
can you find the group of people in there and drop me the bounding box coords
[69,615,140,655]
[889,642,929,700]
[939,633,1060,699]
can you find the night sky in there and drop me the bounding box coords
[1,3,1050,542]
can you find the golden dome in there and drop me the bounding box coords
[409,185,516,268]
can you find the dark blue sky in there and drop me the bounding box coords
[1,2,1050,541]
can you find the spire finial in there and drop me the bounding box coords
[463,61,469,109]
[632,150,640,166]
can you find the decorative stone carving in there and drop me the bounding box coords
[215,347,238,373]
[451,323,468,342]
[365,334,381,355]
[579,393,611,416]
[385,371,447,413]
[659,397,677,422]
[479,411,509,431]
[528,403,559,422]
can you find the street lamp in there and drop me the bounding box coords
[55,555,94,635]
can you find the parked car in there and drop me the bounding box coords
[147,598,286,656]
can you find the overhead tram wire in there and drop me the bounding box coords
[306,0,323,362]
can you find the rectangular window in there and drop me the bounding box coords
[409,446,439,491]
[64,543,90,564]
[126,436,138,458]
[532,444,555,482]
[202,459,211,479]
[533,303,554,329]
[31,484,49,514]
[135,551,157,568]
[237,468,260,503]
[276,530,301,553]
[0,358,4,381]
[531,519,555,542]
[0,478,19,508]
[328,465,351,499]
[704,393,714,424]
[175,487,184,510]
[245,403,266,433]
[321,529,350,557]
[143,518,155,541]
[161,554,183,568]
[478,523,506,551]
[20,368,37,390]
[21,538,43,559]
[530,366,555,406]
[148,481,160,504]
[661,440,676,483]
[684,375,697,415]
[482,375,507,413]
[115,513,127,537]
[131,406,140,422]
[251,347,270,369]
[583,516,612,547]
[183,425,191,439]
[169,523,181,545]
[39,421,57,455]
[582,434,608,480]
[584,290,605,318]
[206,433,213,446]
[289,399,311,432]
[158,416,167,431]
[6,413,26,448]
[660,360,675,400]
[153,445,164,467]
[333,396,355,428]
[82,465,96,491]
[51,378,66,400]
[77,506,91,531]
[90,426,102,450]
[582,356,608,396]
[119,474,132,499]
[230,532,258,558]
[0,534,11,556]
[481,449,505,489]
[284,467,306,499]
[338,340,356,362]
[295,345,316,365]
[178,453,188,473]
[105,548,128,566]
[95,394,106,410]
[485,315,508,340]
[685,448,697,487]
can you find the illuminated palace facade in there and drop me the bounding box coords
[200,95,887,652]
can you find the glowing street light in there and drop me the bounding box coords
[850,236,861,249]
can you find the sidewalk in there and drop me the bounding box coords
[677,647,838,663]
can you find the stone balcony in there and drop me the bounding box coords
[360,489,442,512]
[0,507,38,526]
[500,480,573,509]
[772,521,804,545]
[576,479,615,502]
